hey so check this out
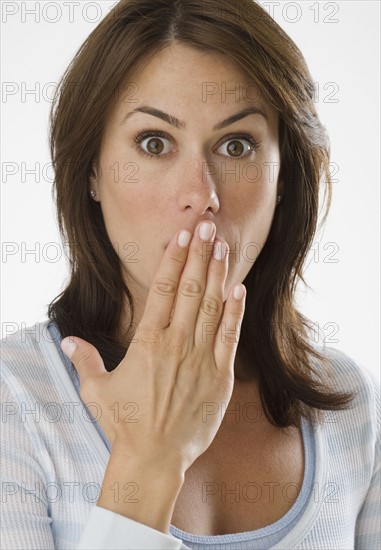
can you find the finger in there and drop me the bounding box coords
[194,240,229,347]
[140,228,192,331]
[213,284,246,372]
[61,336,106,399]
[169,221,216,332]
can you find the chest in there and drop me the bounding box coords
[171,423,305,536]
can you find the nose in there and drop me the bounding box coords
[177,159,220,216]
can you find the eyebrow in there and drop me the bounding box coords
[120,105,268,131]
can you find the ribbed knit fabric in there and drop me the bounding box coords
[1,319,380,549]
[46,320,316,549]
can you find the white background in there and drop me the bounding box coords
[1,1,380,381]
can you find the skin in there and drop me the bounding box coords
[90,43,282,338]
[62,44,301,533]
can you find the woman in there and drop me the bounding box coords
[1,0,379,549]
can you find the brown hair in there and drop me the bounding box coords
[48,0,355,428]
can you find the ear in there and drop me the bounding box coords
[89,163,100,202]
[277,177,284,199]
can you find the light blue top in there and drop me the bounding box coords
[1,319,379,549]
[47,320,316,548]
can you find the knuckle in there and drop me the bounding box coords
[152,277,177,298]
[195,243,213,263]
[138,327,163,351]
[199,296,221,318]
[223,332,239,345]
[166,327,189,356]
[167,252,185,265]
[73,348,94,365]
[180,277,203,298]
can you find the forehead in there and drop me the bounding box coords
[109,43,277,128]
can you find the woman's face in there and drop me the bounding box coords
[90,43,281,321]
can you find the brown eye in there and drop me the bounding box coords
[217,137,255,158]
[136,134,172,156]
[227,140,244,157]
[146,138,164,154]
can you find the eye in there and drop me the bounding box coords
[133,131,173,157]
[133,130,261,159]
[216,135,259,158]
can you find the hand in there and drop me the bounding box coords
[61,221,246,474]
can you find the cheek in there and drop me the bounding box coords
[232,159,278,218]
[98,160,169,246]
[233,143,279,195]
[231,156,279,258]
[255,146,280,192]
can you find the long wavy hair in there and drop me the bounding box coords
[48,0,355,428]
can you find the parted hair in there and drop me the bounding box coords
[48,0,355,428]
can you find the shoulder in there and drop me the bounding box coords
[1,319,63,395]
[311,345,380,446]
[1,319,52,363]
[313,345,379,406]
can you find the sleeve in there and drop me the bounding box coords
[0,374,55,550]
[0,366,191,550]
[354,374,381,549]
[76,506,192,550]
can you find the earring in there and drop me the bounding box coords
[90,190,96,199]
[277,195,282,204]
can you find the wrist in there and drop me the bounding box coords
[109,440,187,479]
[97,446,185,533]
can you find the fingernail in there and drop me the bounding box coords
[199,222,214,241]
[233,285,245,300]
[213,241,227,261]
[61,337,77,359]
[178,230,192,247]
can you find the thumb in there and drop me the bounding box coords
[60,336,106,383]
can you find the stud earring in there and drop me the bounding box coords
[277,195,282,204]
[90,190,97,199]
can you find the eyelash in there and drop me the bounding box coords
[133,129,262,159]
